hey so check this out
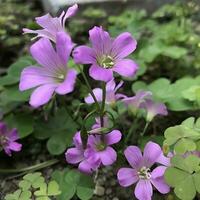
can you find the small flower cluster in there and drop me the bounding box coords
[123,90,168,121]
[65,129,122,174]
[18,4,170,200]
[0,122,22,156]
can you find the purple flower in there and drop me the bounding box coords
[73,26,138,82]
[19,32,77,108]
[85,130,122,166]
[23,4,78,42]
[65,132,99,174]
[140,99,168,121]
[122,91,152,114]
[117,142,170,200]
[0,122,22,156]
[85,79,126,105]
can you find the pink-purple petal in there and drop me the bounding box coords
[113,59,138,78]
[117,168,139,187]
[106,79,116,91]
[73,45,95,64]
[56,32,74,65]
[135,180,152,200]
[89,26,112,55]
[19,66,53,91]
[78,160,93,174]
[30,38,61,71]
[36,14,62,32]
[151,166,170,194]
[112,32,137,59]
[65,148,84,164]
[8,128,19,141]
[104,130,122,145]
[63,4,78,22]
[89,64,113,82]
[7,142,22,152]
[85,88,102,104]
[23,28,55,41]
[55,69,77,95]
[124,146,143,169]
[99,146,117,166]
[29,84,56,108]
[143,141,163,167]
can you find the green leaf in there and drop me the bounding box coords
[165,167,189,187]
[47,131,70,155]
[161,46,187,59]
[0,56,34,86]
[174,175,196,200]
[19,191,31,200]
[52,169,76,200]
[132,81,147,93]
[32,177,46,189]
[76,174,94,200]
[64,169,81,185]
[184,155,200,173]
[4,113,34,138]
[5,189,22,200]
[181,117,195,128]
[23,172,42,182]
[0,85,31,103]
[148,78,172,101]
[47,181,61,196]
[174,138,196,154]
[34,183,47,196]
[193,172,200,193]
[35,108,77,155]
[19,180,31,191]
[52,169,94,200]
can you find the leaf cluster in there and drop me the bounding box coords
[5,172,61,200]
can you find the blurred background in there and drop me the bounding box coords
[1,0,200,76]
[0,1,200,199]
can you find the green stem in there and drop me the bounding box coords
[0,159,59,174]
[100,83,106,127]
[140,122,150,136]
[124,117,139,145]
[78,65,101,111]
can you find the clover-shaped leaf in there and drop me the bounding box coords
[32,176,45,189]
[164,118,200,153]
[52,169,94,200]
[47,181,61,196]
[18,191,31,200]
[19,180,31,191]
[174,138,196,154]
[165,155,200,200]
[5,190,22,200]
[34,183,47,196]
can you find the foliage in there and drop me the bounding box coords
[0,0,39,66]
[4,172,61,200]
[165,155,200,200]
[163,117,200,199]
[52,168,95,200]
[1,1,200,200]
[164,117,200,154]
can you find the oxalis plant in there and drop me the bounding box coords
[1,3,200,200]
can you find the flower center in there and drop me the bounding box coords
[138,166,151,180]
[95,142,106,151]
[100,55,114,69]
[55,72,66,83]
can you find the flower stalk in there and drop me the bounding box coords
[0,159,59,174]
